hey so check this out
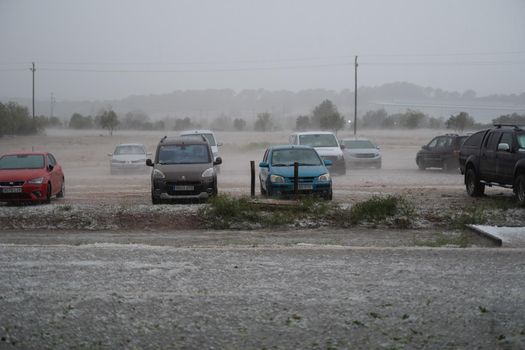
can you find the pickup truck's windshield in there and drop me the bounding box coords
[517,133,525,148]
[299,134,338,147]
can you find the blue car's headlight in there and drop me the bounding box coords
[270,174,285,183]
[317,173,331,182]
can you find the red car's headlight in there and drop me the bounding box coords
[27,177,44,184]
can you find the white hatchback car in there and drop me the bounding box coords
[289,131,346,175]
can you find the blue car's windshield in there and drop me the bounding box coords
[158,144,210,164]
[0,155,45,169]
[271,149,322,166]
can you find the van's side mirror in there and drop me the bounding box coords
[146,159,154,167]
[214,157,222,165]
[259,161,269,168]
[497,143,510,152]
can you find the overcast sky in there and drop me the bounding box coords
[1,0,524,101]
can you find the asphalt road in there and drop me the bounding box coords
[0,231,524,349]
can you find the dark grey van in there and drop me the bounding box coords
[146,136,222,203]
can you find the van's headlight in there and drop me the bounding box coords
[152,169,165,179]
[202,168,214,178]
[270,174,285,183]
[317,173,330,182]
[28,177,44,184]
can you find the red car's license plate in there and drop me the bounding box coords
[1,187,22,193]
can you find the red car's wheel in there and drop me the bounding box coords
[44,183,52,204]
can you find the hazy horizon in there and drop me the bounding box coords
[1,0,524,101]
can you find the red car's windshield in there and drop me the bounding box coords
[0,155,45,169]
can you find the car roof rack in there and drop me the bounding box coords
[493,124,523,131]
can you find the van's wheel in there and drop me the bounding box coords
[44,183,52,204]
[152,192,161,205]
[465,168,485,197]
[514,174,525,207]
[212,179,218,197]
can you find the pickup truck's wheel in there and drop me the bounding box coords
[465,168,485,197]
[514,174,525,207]
[417,158,426,170]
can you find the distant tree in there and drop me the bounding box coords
[69,113,94,129]
[153,120,165,130]
[254,112,272,131]
[446,112,475,132]
[97,109,119,136]
[362,109,388,129]
[0,102,38,136]
[399,109,426,129]
[233,118,247,131]
[427,116,445,129]
[492,113,525,125]
[320,112,345,132]
[121,110,149,129]
[173,117,193,130]
[295,115,311,130]
[210,114,232,131]
[312,100,338,128]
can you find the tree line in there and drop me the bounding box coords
[2,100,525,137]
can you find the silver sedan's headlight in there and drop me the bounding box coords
[201,167,214,178]
[152,169,165,179]
[270,174,285,183]
[317,173,331,182]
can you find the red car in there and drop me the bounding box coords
[0,152,65,204]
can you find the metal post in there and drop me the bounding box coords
[250,161,255,197]
[293,161,299,197]
[354,56,358,136]
[31,62,36,120]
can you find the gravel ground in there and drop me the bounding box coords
[0,235,524,349]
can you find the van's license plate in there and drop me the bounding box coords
[174,185,194,191]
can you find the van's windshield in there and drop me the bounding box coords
[299,134,338,147]
[158,144,210,164]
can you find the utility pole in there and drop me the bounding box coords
[31,62,36,120]
[50,92,56,118]
[354,56,358,136]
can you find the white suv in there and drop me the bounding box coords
[289,131,346,175]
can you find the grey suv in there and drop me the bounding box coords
[146,136,222,203]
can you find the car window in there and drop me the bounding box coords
[271,149,322,166]
[115,145,146,155]
[517,133,525,148]
[181,133,216,146]
[299,134,338,147]
[158,144,210,164]
[343,140,375,149]
[0,154,45,169]
[427,138,438,148]
[463,131,486,147]
[47,154,56,166]
[486,132,501,151]
[499,133,513,149]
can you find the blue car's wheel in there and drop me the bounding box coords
[266,180,273,197]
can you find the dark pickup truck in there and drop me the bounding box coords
[459,124,525,206]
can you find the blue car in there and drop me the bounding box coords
[259,145,333,200]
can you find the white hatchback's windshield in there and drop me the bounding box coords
[0,155,45,169]
[158,144,210,164]
[271,149,322,166]
[343,140,375,149]
[299,134,338,147]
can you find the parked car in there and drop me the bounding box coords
[259,145,333,199]
[459,124,525,206]
[0,152,65,204]
[416,134,468,171]
[340,138,382,169]
[289,131,346,175]
[108,143,151,174]
[180,129,222,161]
[146,136,222,203]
